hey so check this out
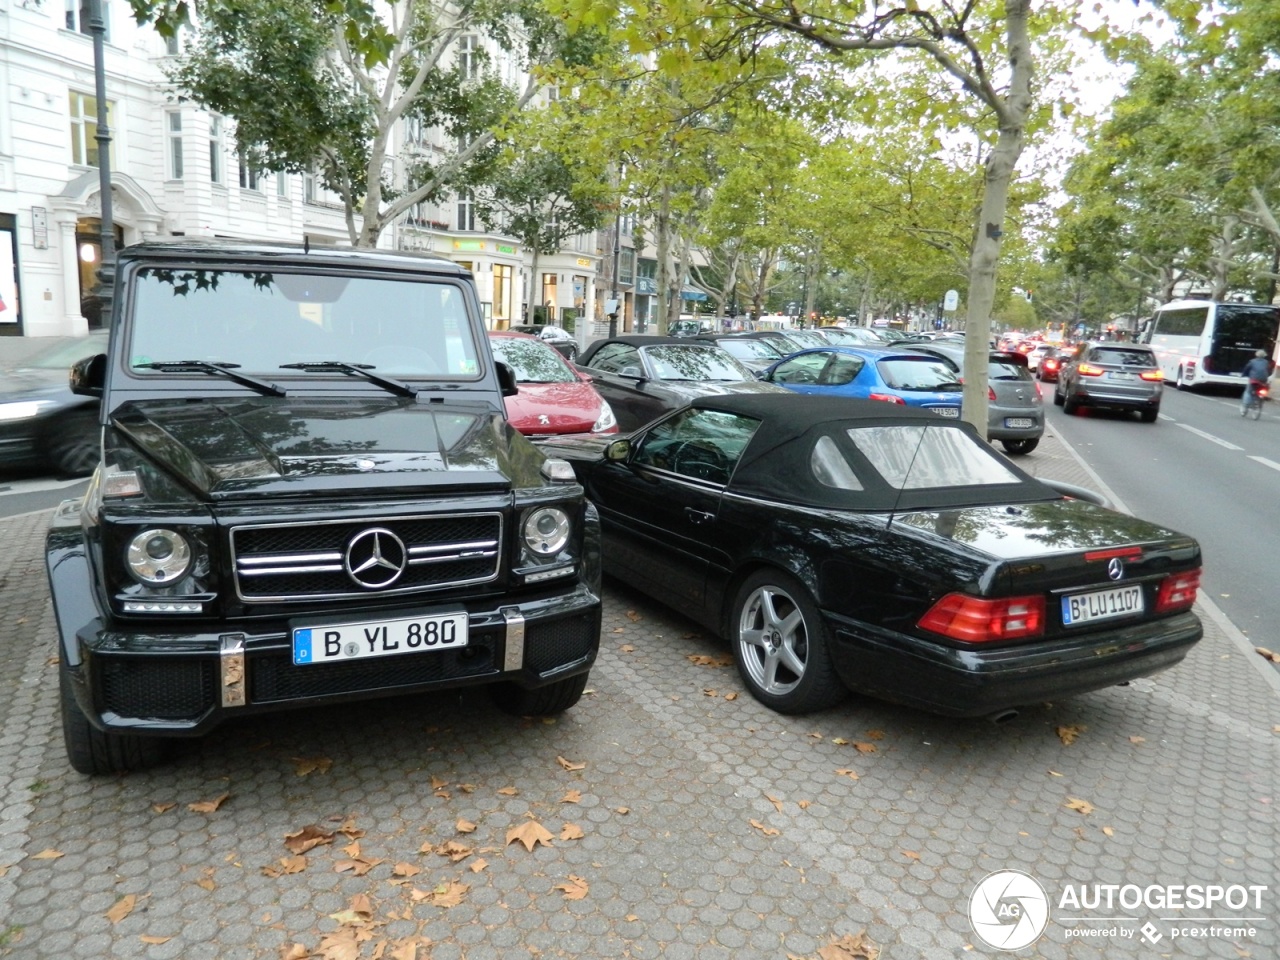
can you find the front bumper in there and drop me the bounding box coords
[61,587,601,737]
[827,610,1202,717]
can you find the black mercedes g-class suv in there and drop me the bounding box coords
[46,240,602,774]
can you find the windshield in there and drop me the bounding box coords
[127,267,481,378]
[488,336,575,383]
[717,339,783,361]
[643,344,751,381]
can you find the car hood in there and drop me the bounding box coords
[505,381,604,435]
[109,397,533,501]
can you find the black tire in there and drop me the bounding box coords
[1139,408,1159,423]
[490,671,589,716]
[1176,367,1190,391]
[1062,393,1081,415]
[45,411,100,477]
[729,569,845,714]
[60,666,169,775]
[1052,383,1064,407]
[563,345,578,362]
[1001,438,1040,455]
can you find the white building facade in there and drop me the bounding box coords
[0,0,603,340]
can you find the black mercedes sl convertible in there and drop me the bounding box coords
[539,394,1203,717]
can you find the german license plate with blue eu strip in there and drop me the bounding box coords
[292,608,468,665]
[1061,586,1143,626]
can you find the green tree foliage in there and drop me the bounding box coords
[165,0,603,247]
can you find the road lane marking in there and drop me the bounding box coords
[1158,412,1175,421]
[1174,423,1243,450]
[1249,456,1280,473]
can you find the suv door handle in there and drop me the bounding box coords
[685,508,714,525]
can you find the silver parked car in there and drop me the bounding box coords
[1055,342,1163,422]
[894,342,1045,455]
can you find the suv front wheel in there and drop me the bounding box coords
[60,667,169,775]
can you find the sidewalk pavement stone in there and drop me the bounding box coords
[0,427,1276,959]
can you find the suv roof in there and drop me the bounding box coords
[117,238,468,275]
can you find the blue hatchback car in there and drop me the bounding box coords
[758,345,964,417]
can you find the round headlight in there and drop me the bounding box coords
[523,507,570,556]
[126,528,192,584]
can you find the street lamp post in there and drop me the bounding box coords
[89,0,115,326]
[608,217,620,339]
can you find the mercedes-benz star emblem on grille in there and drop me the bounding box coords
[1107,557,1125,581]
[344,528,408,589]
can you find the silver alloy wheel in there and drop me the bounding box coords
[736,583,808,696]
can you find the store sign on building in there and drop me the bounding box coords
[496,244,516,255]
[31,207,48,250]
[453,240,485,252]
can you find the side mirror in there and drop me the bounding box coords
[575,369,594,383]
[495,361,518,398]
[604,438,631,462]
[69,354,106,398]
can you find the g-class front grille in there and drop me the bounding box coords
[231,513,502,602]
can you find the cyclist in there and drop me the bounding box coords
[1240,349,1271,416]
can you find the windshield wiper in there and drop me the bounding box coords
[134,360,287,397]
[278,361,418,398]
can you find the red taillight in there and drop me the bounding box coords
[1077,363,1105,376]
[988,386,997,401]
[1043,359,1059,371]
[869,392,906,404]
[1155,569,1201,613]
[1139,370,1165,381]
[1259,386,1271,399]
[1084,546,1143,563]
[918,593,1045,643]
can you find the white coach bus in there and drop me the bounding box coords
[1139,299,1279,389]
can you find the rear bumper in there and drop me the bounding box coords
[986,405,1043,440]
[1072,384,1162,409]
[61,587,602,737]
[827,610,1202,717]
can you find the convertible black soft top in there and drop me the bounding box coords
[683,394,1061,512]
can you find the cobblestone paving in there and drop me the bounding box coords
[1,431,1277,960]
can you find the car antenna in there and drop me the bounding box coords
[304,236,310,254]
[886,423,930,527]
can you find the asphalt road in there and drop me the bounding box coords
[0,473,90,520]
[1045,383,1280,645]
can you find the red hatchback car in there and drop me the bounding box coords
[488,331,618,436]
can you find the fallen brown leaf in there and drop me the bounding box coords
[560,789,582,804]
[615,806,630,815]
[766,794,784,813]
[469,858,488,873]
[431,881,468,907]
[497,786,519,796]
[337,818,364,840]
[831,737,850,745]
[620,644,635,653]
[30,849,64,860]
[506,820,554,852]
[284,824,336,855]
[1129,735,1146,744]
[151,802,176,815]
[818,930,880,959]
[625,610,642,622]
[1256,647,1280,664]
[554,875,589,900]
[560,823,584,841]
[686,654,733,667]
[749,819,780,837]
[852,742,877,754]
[261,856,307,878]
[797,800,811,810]
[317,931,362,960]
[389,938,429,960]
[188,792,230,814]
[455,819,477,834]
[140,935,172,945]
[902,850,921,860]
[280,944,310,960]
[556,756,586,771]
[291,756,333,777]
[392,862,420,878]
[1102,826,1115,837]
[106,893,140,924]
[341,841,362,859]
[430,776,449,789]
[349,894,374,919]
[434,840,472,863]
[1048,770,1064,777]
[1065,797,1096,815]
[835,768,859,781]
[334,856,384,876]
[610,627,625,634]
[724,692,738,701]
[703,688,719,697]
[865,730,885,740]
[1056,724,1086,745]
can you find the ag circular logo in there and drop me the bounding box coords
[969,870,1050,951]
